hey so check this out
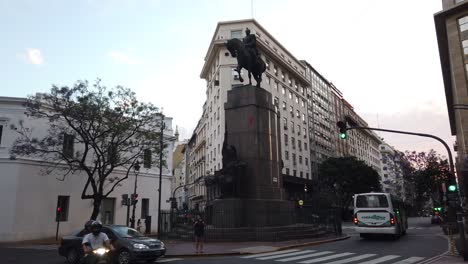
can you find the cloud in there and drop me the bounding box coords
[107,51,143,65]
[21,48,44,65]
[360,105,455,159]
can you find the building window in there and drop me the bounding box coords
[292,137,295,149]
[285,151,289,160]
[299,156,303,164]
[291,121,295,133]
[297,125,301,135]
[295,95,299,104]
[289,91,293,100]
[230,30,242,39]
[305,158,309,166]
[274,65,278,76]
[298,140,302,151]
[284,134,288,146]
[306,172,309,179]
[281,72,285,82]
[286,168,290,175]
[459,15,468,32]
[296,110,300,118]
[63,133,74,158]
[293,169,297,176]
[300,171,303,177]
[56,196,70,222]
[141,198,149,219]
[144,149,152,168]
[302,100,305,107]
[463,39,468,54]
[283,117,288,129]
[0,125,3,145]
[282,86,285,95]
[304,142,308,150]
[282,101,287,110]
[288,78,292,86]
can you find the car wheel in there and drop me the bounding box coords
[66,248,79,264]
[117,249,132,264]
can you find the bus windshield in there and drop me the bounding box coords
[356,194,389,208]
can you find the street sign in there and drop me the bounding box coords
[298,200,304,206]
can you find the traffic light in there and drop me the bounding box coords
[131,193,139,205]
[447,175,458,192]
[56,206,62,222]
[337,121,347,139]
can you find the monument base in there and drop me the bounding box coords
[211,198,295,227]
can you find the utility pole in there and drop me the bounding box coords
[157,114,165,239]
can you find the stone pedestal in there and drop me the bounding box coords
[213,85,294,227]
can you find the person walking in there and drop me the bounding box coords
[193,215,205,254]
[136,219,142,233]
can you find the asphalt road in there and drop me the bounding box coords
[0,217,447,264]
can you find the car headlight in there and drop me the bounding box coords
[133,243,149,249]
[160,242,165,248]
[93,248,109,255]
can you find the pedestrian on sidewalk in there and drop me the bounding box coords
[136,219,142,233]
[193,215,205,254]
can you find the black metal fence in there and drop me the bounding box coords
[158,207,342,242]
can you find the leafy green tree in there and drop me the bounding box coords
[402,150,450,212]
[319,156,382,212]
[10,80,164,220]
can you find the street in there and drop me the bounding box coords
[0,218,448,264]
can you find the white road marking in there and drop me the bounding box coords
[323,254,377,264]
[257,250,316,260]
[298,252,356,264]
[391,257,425,264]
[241,249,300,258]
[276,251,334,262]
[358,255,400,264]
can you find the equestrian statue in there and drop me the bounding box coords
[226,28,266,87]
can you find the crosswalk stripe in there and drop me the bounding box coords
[358,255,400,264]
[276,251,334,262]
[299,253,356,264]
[257,250,316,260]
[391,257,425,264]
[241,249,300,259]
[156,258,183,263]
[323,254,377,264]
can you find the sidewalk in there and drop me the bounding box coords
[430,255,465,264]
[164,234,349,257]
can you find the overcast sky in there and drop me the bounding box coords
[0,0,454,158]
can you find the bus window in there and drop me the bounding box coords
[356,195,389,208]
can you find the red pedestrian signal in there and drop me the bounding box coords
[57,207,61,212]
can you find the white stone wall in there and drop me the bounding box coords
[0,97,174,241]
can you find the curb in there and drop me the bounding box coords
[165,235,350,258]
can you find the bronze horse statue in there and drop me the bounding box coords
[226,38,266,87]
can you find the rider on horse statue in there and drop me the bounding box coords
[243,28,259,64]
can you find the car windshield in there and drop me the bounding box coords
[111,226,143,238]
[356,195,389,208]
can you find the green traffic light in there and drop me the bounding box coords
[448,185,457,192]
[339,133,346,139]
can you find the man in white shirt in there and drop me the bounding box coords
[81,221,114,264]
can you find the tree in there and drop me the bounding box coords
[401,149,450,212]
[319,156,382,213]
[10,80,164,220]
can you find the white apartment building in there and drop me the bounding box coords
[0,96,174,241]
[380,142,405,199]
[186,107,207,211]
[342,100,382,174]
[302,61,335,181]
[198,19,312,200]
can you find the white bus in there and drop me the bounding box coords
[353,192,408,239]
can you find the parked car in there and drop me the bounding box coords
[59,225,166,264]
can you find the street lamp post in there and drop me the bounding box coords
[130,161,140,228]
[157,115,165,239]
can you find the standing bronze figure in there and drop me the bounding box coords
[226,28,266,87]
